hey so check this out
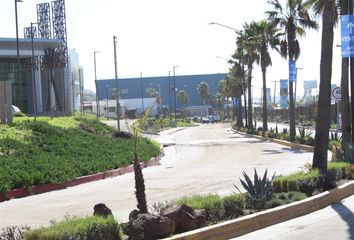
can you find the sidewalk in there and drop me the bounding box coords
[235,194,354,240]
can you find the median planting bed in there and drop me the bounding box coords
[0,115,160,197]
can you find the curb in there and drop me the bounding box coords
[0,154,162,202]
[230,127,314,152]
[165,180,354,240]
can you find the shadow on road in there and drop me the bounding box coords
[263,149,283,155]
[281,147,304,154]
[331,201,354,239]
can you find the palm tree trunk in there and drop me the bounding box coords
[247,65,254,129]
[289,81,295,141]
[313,0,335,173]
[341,58,351,145]
[262,68,268,134]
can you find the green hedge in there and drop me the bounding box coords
[0,116,160,191]
[176,193,246,222]
[25,216,123,240]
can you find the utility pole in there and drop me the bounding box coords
[113,35,120,131]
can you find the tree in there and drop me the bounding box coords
[305,0,336,173]
[266,0,318,141]
[239,24,260,129]
[248,20,281,134]
[197,81,209,105]
[177,90,189,117]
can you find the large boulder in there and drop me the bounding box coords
[93,203,113,218]
[126,210,175,240]
[162,204,207,233]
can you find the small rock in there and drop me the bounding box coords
[162,204,206,233]
[93,203,112,218]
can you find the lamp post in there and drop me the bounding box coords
[31,22,39,121]
[173,66,178,123]
[209,22,247,127]
[113,35,120,131]
[168,71,171,119]
[140,72,144,115]
[94,51,99,120]
[295,67,303,123]
[15,0,23,111]
[106,84,109,118]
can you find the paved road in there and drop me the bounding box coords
[0,123,312,229]
[234,194,354,240]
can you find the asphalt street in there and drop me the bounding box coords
[0,123,313,229]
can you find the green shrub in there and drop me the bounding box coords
[25,216,123,240]
[273,170,322,196]
[327,162,350,183]
[266,192,307,209]
[176,194,225,222]
[0,225,30,240]
[0,116,160,191]
[235,169,275,211]
[221,193,246,219]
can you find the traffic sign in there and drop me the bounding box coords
[332,87,342,101]
[341,15,354,58]
[289,60,296,82]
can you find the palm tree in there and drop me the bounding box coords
[248,20,281,134]
[197,81,209,106]
[177,90,189,117]
[305,0,337,173]
[239,24,260,129]
[266,0,318,141]
[218,79,231,119]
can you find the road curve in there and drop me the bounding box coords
[0,123,312,228]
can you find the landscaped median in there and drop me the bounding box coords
[230,126,314,152]
[164,180,354,240]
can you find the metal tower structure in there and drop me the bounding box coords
[23,26,37,39]
[51,0,68,68]
[37,3,51,39]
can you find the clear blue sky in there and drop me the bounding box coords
[0,0,342,97]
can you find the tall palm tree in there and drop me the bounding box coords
[197,82,210,116]
[219,79,231,118]
[239,23,260,129]
[248,20,281,133]
[227,62,244,127]
[177,90,189,117]
[266,0,318,141]
[306,0,337,172]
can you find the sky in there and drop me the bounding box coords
[0,0,343,97]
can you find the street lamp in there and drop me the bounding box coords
[173,66,178,123]
[31,22,39,121]
[113,35,120,131]
[295,67,303,122]
[93,51,100,120]
[140,72,144,115]
[209,22,248,127]
[168,71,171,119]
[106,84,109,118]
[15,0,23,111]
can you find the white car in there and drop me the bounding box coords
[12,105,21,113]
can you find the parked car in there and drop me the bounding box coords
[201,116,210,124]
[209,114,221,123]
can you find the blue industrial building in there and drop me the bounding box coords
[96,73,227,113]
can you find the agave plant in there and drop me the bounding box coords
[235,169,275,210]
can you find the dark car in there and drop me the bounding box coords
[209,115,221,123]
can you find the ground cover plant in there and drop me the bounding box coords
[0,115,160,192]
[25,216,123,240]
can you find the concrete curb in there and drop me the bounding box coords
[0,153,162,202]
[230,127,314,152]
[165,180,354,240]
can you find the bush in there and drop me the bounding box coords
[266,192,307,209]
[176,194,225,222]
[25,216,123,240]
[221,193,246,219]
[327,162,350,184]
[0,225,30,240]
[273,170,322,196]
